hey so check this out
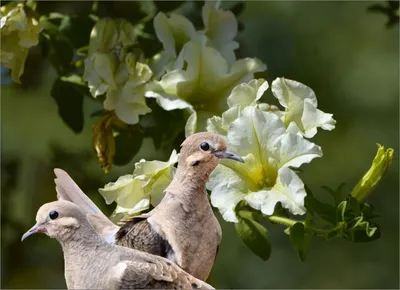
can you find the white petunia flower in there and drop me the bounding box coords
[206,78,269,136]
[148,2,266,137]
[271,77,336,138]
[104,55,153,124]
[202,0,239,65]
[99,150,179,216]
[84,18,153,124]
[207,106,322,222]
[147,34,265,136]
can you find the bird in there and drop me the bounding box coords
[21,200,215,289]
[54,132,244,281]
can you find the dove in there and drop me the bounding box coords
[21,200,215,289]
[54,132,244,280]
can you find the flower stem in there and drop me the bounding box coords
[267,215,298,227]
[265,215,330,236]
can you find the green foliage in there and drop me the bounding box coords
[289,223,313,262]
[367,1,399,28]
[235,202,271,261]
[50,78,84,133]
[113,128,143,166]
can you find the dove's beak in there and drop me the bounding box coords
[21,223,45,241]
[214,149,244,163]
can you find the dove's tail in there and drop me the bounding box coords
[54,168,119,243]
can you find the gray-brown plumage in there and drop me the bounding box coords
[54,132,244,281]
[21,200,214,290]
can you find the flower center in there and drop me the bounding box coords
[257,157,279,189]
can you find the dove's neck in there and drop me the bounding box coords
[166,165,209,198]
[59,220,107,253]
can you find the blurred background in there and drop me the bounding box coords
[1,1,399,289]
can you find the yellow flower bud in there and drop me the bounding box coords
[351,144,394,201]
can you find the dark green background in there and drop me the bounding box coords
[1,1,399,288]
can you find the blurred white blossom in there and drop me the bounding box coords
[0,3,43,83]
[84,18,152,124]
[147,2,266,137]
[99,150,179,216]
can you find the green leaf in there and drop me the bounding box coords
[48,34,74,75]
[347,216,363,229]
[59,16,95,48]
[113,129,143,166]
[140,99,185,150]
[345,222,381,243]
[347,195,360,217]
[304,187,336,225]
[321,183,345,205]
[326,227,341,241]
[51,78,84,133]
[235,210,271,261]
[289,223,313,261]
[229,1,245,15]
[360,203,378,219]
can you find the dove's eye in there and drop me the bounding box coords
[49,211,59,220]
[200,142,210,151]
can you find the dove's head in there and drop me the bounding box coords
[21,200,87,242]
[178,132,244,175]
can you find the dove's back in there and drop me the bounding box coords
[63,238,213,289]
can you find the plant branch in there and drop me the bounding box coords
[265,215,330,236]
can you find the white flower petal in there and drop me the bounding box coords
[245,167,306,216]
[115,101,151,125]
[228,106,286,160]
[202,0,238,53]
[154,12,196,58]
[227,78,269,108]
[208,157,247,191]
[206,116,226,135]
[218,41,239,66]
[286,121,303,136]
[225,58,267,89]
[145,82,193,111]
[158,69,188,96]
[184,110,214,137]
[271,77,335,137]
[83,53,118,97]
[115,198,150,215]
[128,198,150,215]
[271,77,317,109]
[134,149,178,178]
[301,98,336,138]
[274,133,322,169]
[146,171,173,206]
[99,175,145,209]
[210,182,247,223]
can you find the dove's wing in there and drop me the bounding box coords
[54,168,119,242]
[115,215,173,258]
[111,258,214,289]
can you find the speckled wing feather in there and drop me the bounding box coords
[115,216,173,258]
[114,257,214,289]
